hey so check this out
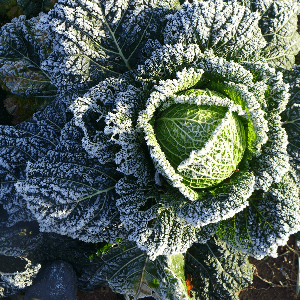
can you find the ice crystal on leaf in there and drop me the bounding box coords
[70,46,298,262]
[15,118,126,243]
[38,0,181,95]
[0,13,57,102]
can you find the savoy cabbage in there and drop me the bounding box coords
[1,0,300,299]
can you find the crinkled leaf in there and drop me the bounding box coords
[78,240,189,300]
[0,14,57,103]
[163,0,266,62]
[281,66,300,182]
[216,169,300,259]
[259,0,300,69]
[0,97,70,227]
[40,0,180,94]
[116,176,218,260]
[185,235,253,300]
[15,118,125,243]
[137,43,203,82]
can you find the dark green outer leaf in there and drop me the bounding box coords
[0,14,57,102]
[78,240,189,299]
[40,0,180,94]
[185,236,253,300]
[0,97,71,227]
[281,66,300,182]
[15,118,126,244]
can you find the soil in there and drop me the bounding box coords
[239,234,300,300]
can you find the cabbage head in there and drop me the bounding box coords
[154,92,247,188]
[69,47,299,261]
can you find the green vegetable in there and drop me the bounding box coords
[155,94,246,188]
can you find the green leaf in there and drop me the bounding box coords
[40,0,181,93]
[81,240,190,299]
[281,66,300,182]
[155,102,227,168]
[216,169,300,259]
[155,102,246,188]
[0,14,56,105]
[185,236,253,300]
[163,0,267,62]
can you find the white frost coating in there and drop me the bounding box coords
[137,43,203,80]
[0,257,41,291]
[177,172,256,227]
[163,0,266,61]
[138,66,250,200]
[171,94,248,119]
[199,53,254,85]
[225,169,300,260]
[254,114,290,191]
[154,68,205,97]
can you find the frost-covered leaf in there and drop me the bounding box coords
[68,75,137,166]
[39,0,180,94]
[231,0,300,69]
[164,0,300,69]
[216,168,300,259]
[78,240,189,300]
[259,0,300,69]
[137,43,202,82]
[0,97,71,227]
[281,65,300,183]
[116,176,218,260]
[185,236,253,300]
[0,14,57,103]
[15,118,126,243]
[0,255,41,297]
[163,0,266,62]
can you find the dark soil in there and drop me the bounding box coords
[239,234,300,300]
